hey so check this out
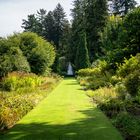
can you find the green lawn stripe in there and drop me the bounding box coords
[0,78,123,140]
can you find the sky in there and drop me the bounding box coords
[0,0,73,37]
[0,0,140,37]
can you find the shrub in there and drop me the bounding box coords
[124,99,140,116]
[19,32,56,75]
[114,112,140,140]
[1,72,43,91]
[0,73,61,131]
[125,70,140,96]
[110,76,122,86]
[0,94,34,130]
[0,39,30,78]
[77,60,113,90]
[78,69,112,90]
[99,99,125,117]
[0,32,56,77]
[91,59,109,72]
[117,54,140,77]
[115,82,128,99]
[87,87,119,104]
[86,71,112,90]
[77,68,100,77]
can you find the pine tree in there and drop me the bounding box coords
[53,3,67,50]
[22,14,40,34]
[43,11,56,43]
[85,0,108,61]
[69,0,84,64]
[36,9,47,36]
[75,32,90,70]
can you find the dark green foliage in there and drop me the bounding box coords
[100,16,122,55]
[53,3,67,49]
[22,4,70,73]
[100,7,140,68]
[19,32,56,75]
[22,14,40,34]
[125,70,140,96]
[75,33,90,70]
[99,99,125,117]
[22,4,69,53]
[114,112,140,140]
[0,38,30,78]
[69,0,85,64]
[121,7,140,56]
[0,32,55,77]
[99,15,123,68]
[85,0,108,60]
[57,56,67,75]
[70,0,108,65]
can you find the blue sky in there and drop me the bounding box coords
[0,0,139,37]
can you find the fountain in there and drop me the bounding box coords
[67,62,74,76]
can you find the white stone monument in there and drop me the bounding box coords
[67,62,74,76]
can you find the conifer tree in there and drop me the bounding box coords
[84,0,108,61]
[75,32,90,70]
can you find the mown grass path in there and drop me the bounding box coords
[1,78,123,140]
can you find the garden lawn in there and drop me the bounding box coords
[0,78,123,140]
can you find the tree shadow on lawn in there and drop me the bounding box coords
[0,108,123,140]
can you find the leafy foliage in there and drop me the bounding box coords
[114,112,140,140]
[1,72,43,91]
[117,54,140,77]
[0,32,56,76]
[0,72,61,131]
[19,32,56,74]
[124,70,140,96]
[22,4,70,74]
[87,87,119,104]
[0,38,30,77]
[77,60,113,90]
[100,7,140,68]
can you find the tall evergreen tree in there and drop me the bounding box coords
[22,14,40,34]
[53,3,68,50]
[36,9,47,36]
[70,0,108,66]
[43,11,56,43]
[69,0,84,64]
[85,0,108,61]
[75,32,90,70]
